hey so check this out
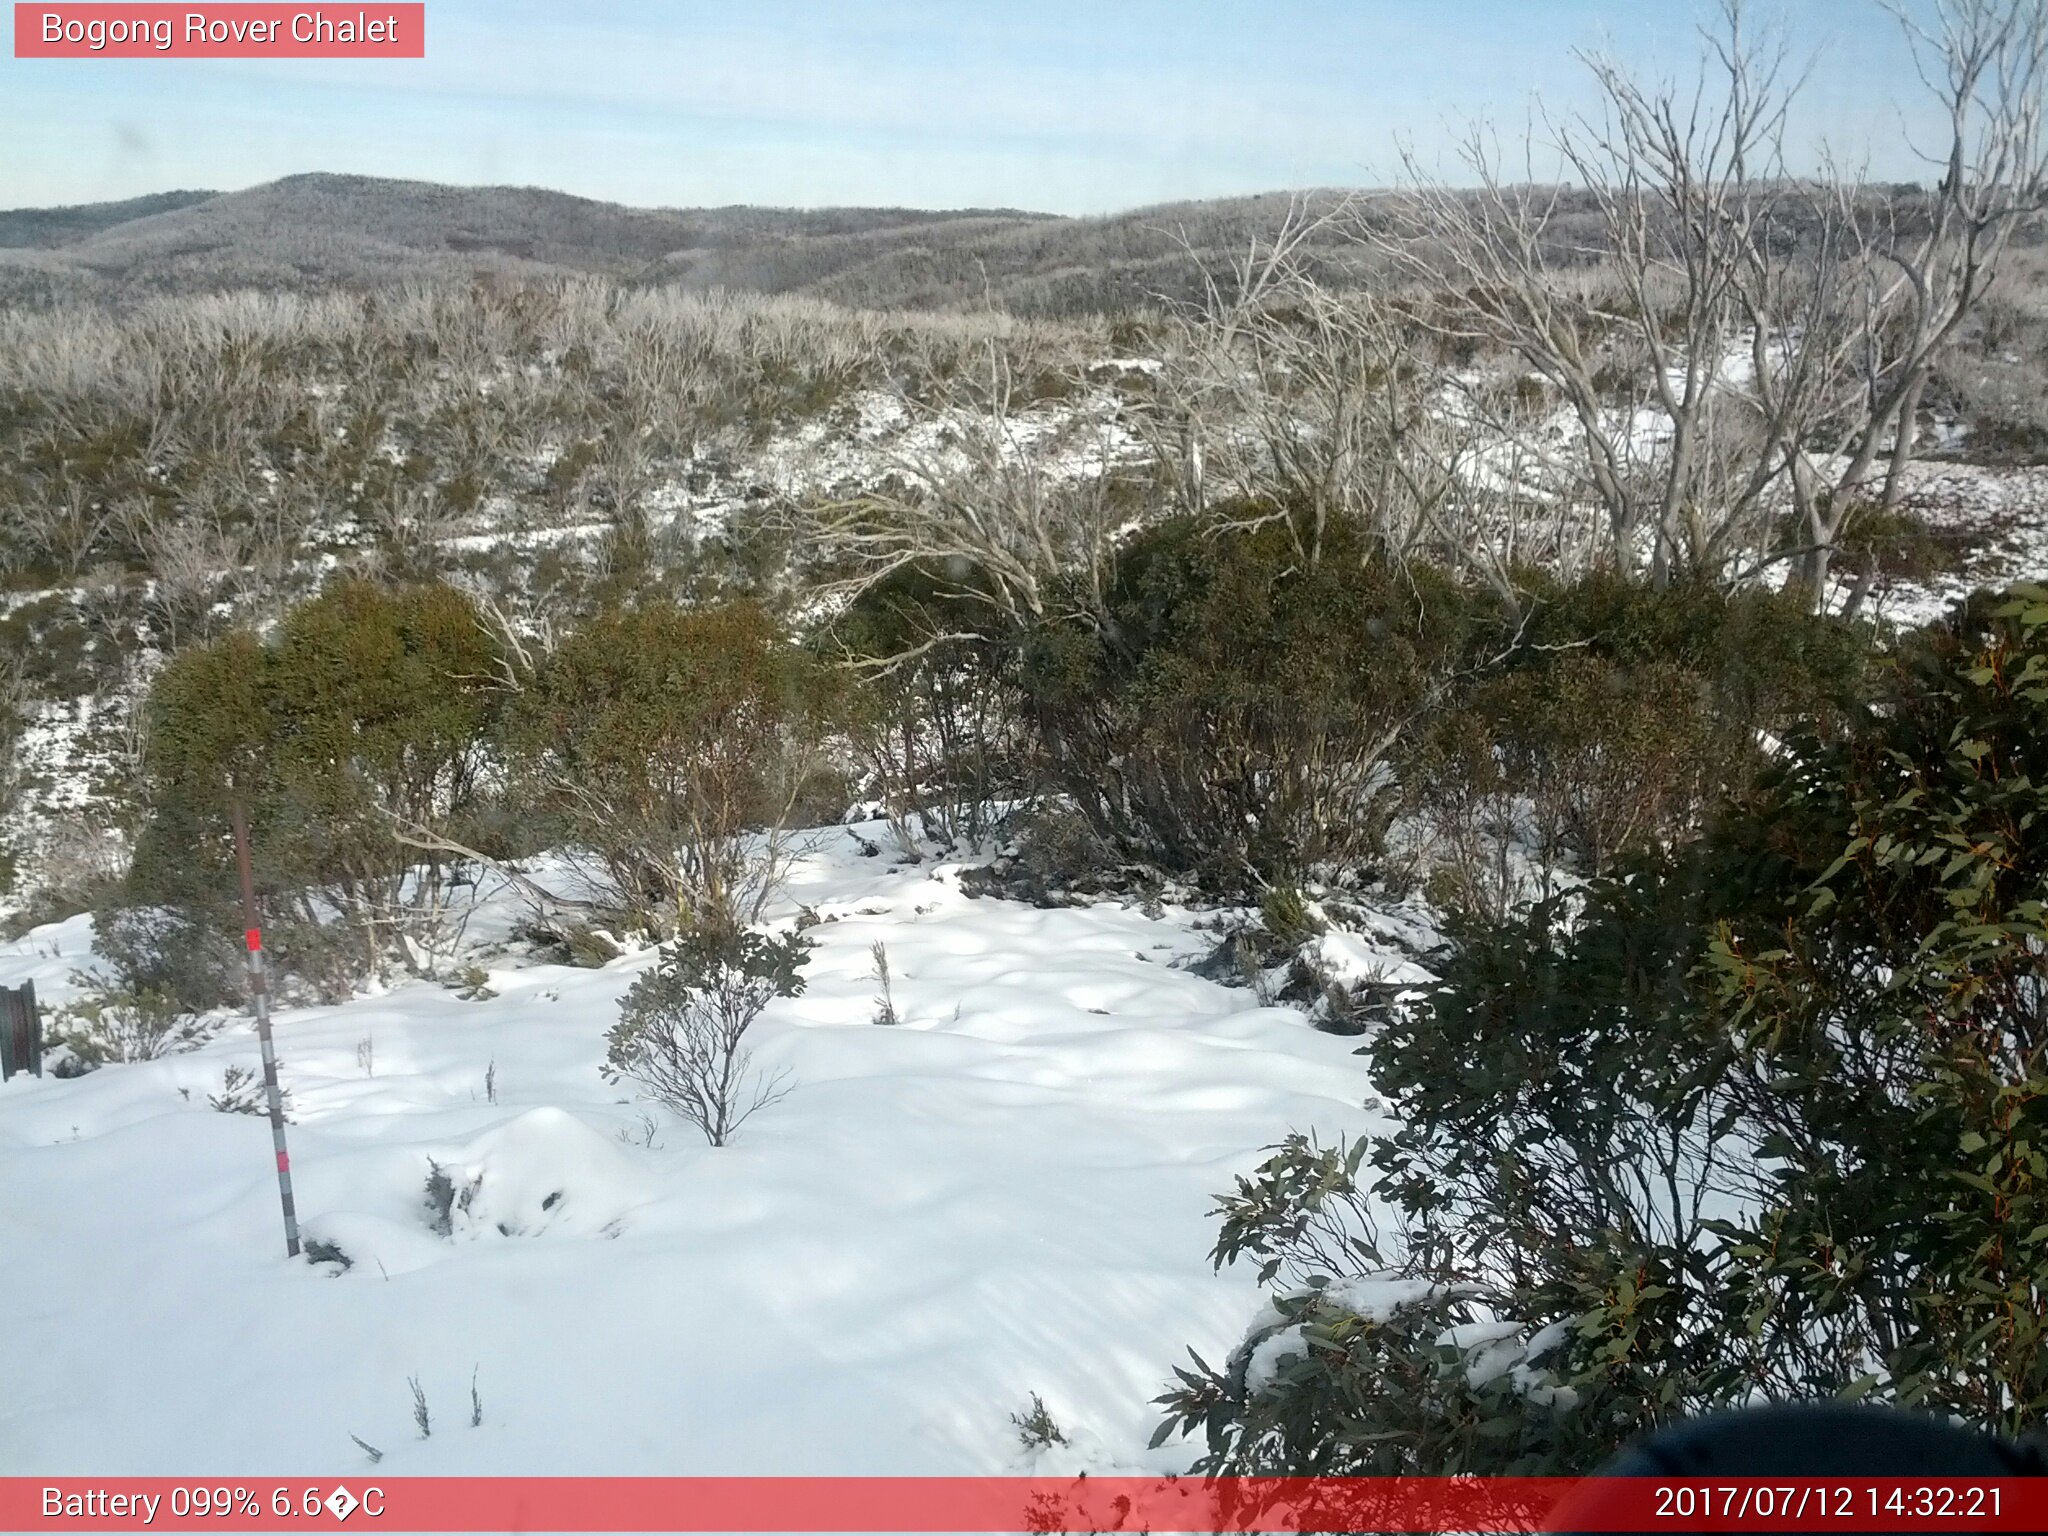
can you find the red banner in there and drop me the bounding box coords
[13,5,424,58]
[1,1477,2042,1532]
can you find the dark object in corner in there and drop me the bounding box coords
[0,981,40,1080]
[1550,1403,2045,1535]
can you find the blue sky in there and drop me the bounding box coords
[1,1,1942,214]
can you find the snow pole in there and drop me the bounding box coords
[231,801,302,1259]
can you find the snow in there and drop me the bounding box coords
[1319,1271,1441,1322]
[752,385,1139,498]
[1234,1280,1571,1403]
[1243,1324,1309,1396]
[1311,929,1434,990]
[1439,1321,1527,1389]
[0,822,1388,1476]
[1860,461,2048,628]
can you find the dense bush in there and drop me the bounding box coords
[1160,585,2048,1472]
[509,599,843,934]
[128,579,503,994]
[1695,587,2048,1435]
[1021,511,1486,894]
[1152,1133,1594,1476]
[1512,571,1870,726]
[1006,526,1863,906]
[51,987,216,1067]
[831,564,1028,852]
[1407,576,1868,917]
[89,904,241,1014]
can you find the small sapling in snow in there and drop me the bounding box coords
[1011,1393,1069,1451]
[870,940,899,1026]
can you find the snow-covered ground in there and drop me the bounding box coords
[1866,461,2048,627]
[0,824,1394,1476]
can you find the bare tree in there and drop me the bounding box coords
[357,482,462,579]
[1145,199,1581,603]
[1369,0,2048,600]
[1144,200,1431,569]
[119,495,249,649]
[19,477,111,578]
[796,343,1130,648]
[1849,0,2048,509]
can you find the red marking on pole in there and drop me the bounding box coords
[276,1150,290,1173]
[245,927,262,952]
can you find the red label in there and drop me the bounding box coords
[244,927,262,953]
[0,1478,2040,1532]
[275,1149,289,1171]
[14,5,425,57]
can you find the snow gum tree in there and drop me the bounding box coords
[1370,0,2048,603]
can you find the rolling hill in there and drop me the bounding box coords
[0,172,1372,314]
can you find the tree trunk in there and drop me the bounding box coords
[1880,372,1929,513]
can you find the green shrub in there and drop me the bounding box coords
[90,904,241,1013]
[1022,513,1489,894]
[831,564,1028,852]
[604,927,812,1146]
[0,594,102,699]
[1692,586,2048,1434]
[1510,570,1868,729]
[1257,886,1323,950]
[1011,1393,1069,1453]
[208,1063,292,1118]
[1406,575,1870,914]
[52,987,215,1067]
[1445,656,1723,874]
[1835,504,1971,582]
[510,599,843,934]
[128,579,503,994]
[1154,1134,1591,1476]
[1159,584,2048,1473]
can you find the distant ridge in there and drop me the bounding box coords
[0,172,1375,316]
[0,189,218,249]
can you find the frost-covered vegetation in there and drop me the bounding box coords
[4,0,2048,1483]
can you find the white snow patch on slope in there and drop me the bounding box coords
[1862,461,2048,627]
[1312,929,1434,989]
[0,822,1387,1476]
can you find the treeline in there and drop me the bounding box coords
[0,174,1057,308]
[19,172,2042,325]
[92,501,1865,1007]
[0,280,1087,684]
[0,176,1378,316]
